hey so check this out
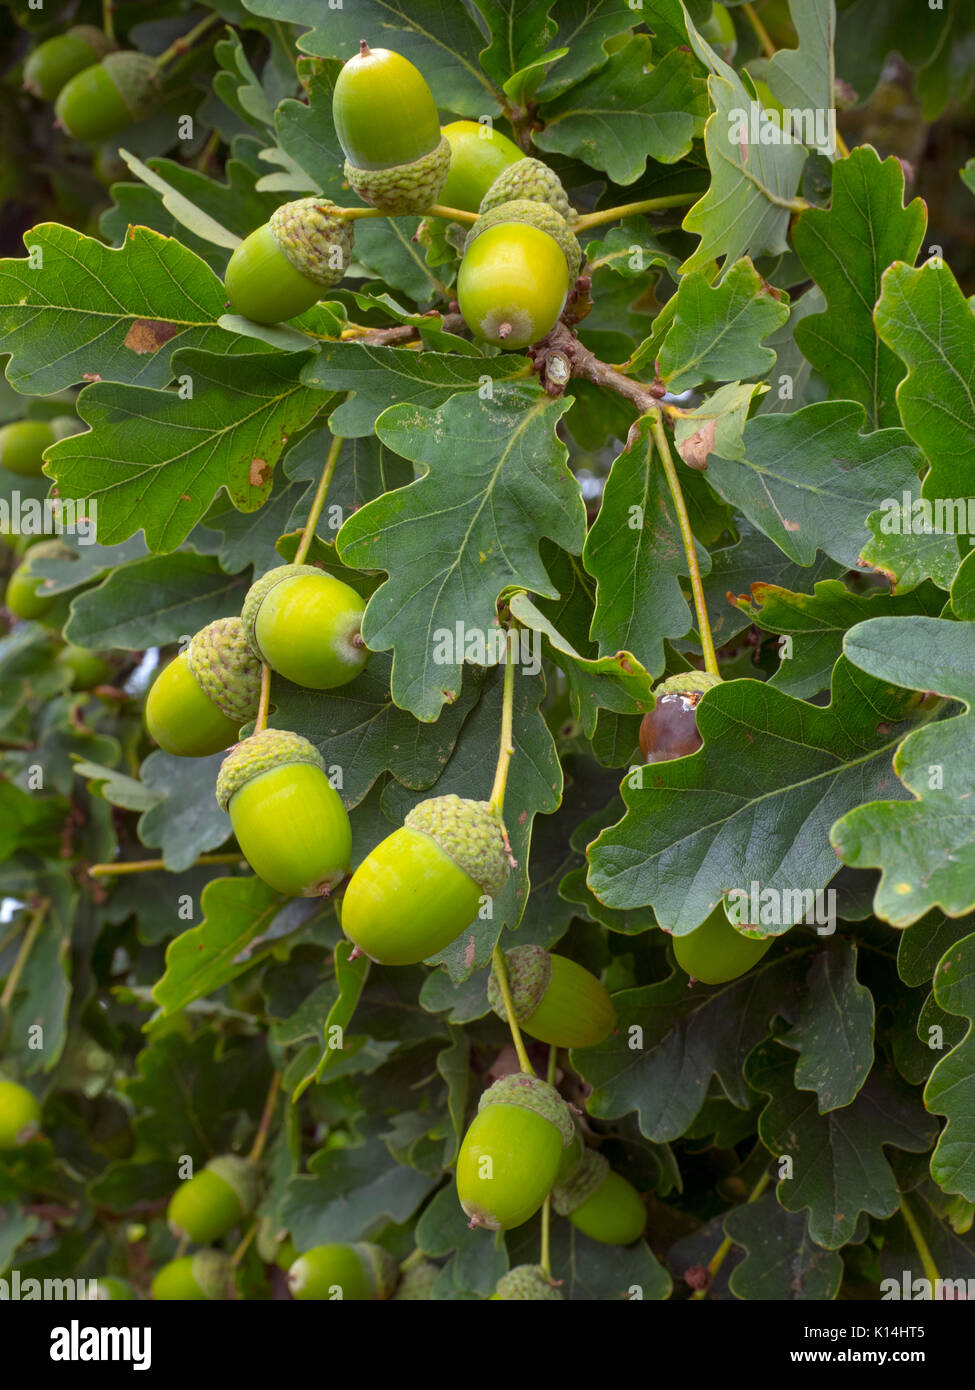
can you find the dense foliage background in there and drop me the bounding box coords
[2,0,975,1302]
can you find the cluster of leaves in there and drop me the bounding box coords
[2,0,975,1301]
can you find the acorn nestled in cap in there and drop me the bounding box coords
[225,199,355,325]
[145,618,262,759]
[487,945,616,1048]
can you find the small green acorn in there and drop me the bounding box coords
[487,944,616,1048]
[224,199,355,325]
[151,1251,231,1301]
[3,540,72,622]
[216,729,352,897]
[332,41,450,214]
[167,1154,260,1244]
[241,563,368,690]
[145,617,262,758]
[439,120,523,213]
[672,900,773,984]
[340,794,510,965]
[479,157,572,221]
[492,1264,564,1300]
[55,52,159,141]
[94,1276,136,1300]
[552,1148,646,1246]
[287,1243,398,1301]
[456,1073,575,1231]
[0,1079,42,1148]
[23,25,117,100]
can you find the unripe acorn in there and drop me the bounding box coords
[456,1072,575,1231]
[151,1251,231,1301]
[4,540,71,621]
[241,563,368,690]
[23,26,117,100]
[487,945,616,1048]
[94,1276,136,1300]
[439,120,523,213]
[216,729,352,897]
[639,670,721,763]
[167,1154,260,1243]
[145,617,262,758]
[672,900,773,985]
[492,1264,564,1300]
[341,794,509,965]
[479,157,572,221]
[552,1148,646,1245]
[332,41,450,214]
[287,1242,398,1301]
[224,198,355,325]
[56,643,114,690]
[55,52,159,142]
[0,1079,42,1148]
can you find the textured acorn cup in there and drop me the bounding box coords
[340,794,509,965]
[672,900,773,985]
[456,1073,575,1231]
[23,26,116,100]
[287,1243,398,1301]
[0,419,57,477]
[0,1080,42,1148]
[216,729,352,897]
[552,1148,646,1245]
[487,944,616,1048]
[224,199,355,325]
[167,1154,260,1243]
[334,41,450,214]
[145,617,262,758]
[480,157,572,221]
[639,669,722,763]
[151,1251,231,1301]
[439,120,523,213]
[55,52,159,141]
[466,199,582,280]
[242,563,367,690]
[493,1264,564,1300]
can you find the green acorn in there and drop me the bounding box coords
[151,1251,232,1301]
[0,1080,42,1148]
[55,52,159,141]
[216,729,352,898]
[439,120,523,213]
[479,157,572,221]
[552,1148,645,1246]
[332,41,450,215]
[144,617,262,758]
[487,945,616,1048]
[492,1264,564,1300]
[672,900,773,984]
[3,540,72,622]
[392,1256,440,1300]
[241,563,368,690]
[167,1154,260,1244]
[341,794,510,965]
[224,199,355,325]
[23,26,117,100]
[287,1243,398,1301]
[456,1073,575,1231]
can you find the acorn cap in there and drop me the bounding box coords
[186,618,262,724]
[480,157,572,221]
[241,563,318,659]
[216,728,325,811]
[552,1146,609,1215]
[345,134,451,216]
[205,1153,261,1215]
[191,1250,232,1300]
[358,1242,400,1300]
[268,198,355,289]
[404,794,509,899]
[101,51,159,122]
[466,198,581,280]
[486,944,552,1022]
[478,1072,576,1147]
[494,1264,564,1300]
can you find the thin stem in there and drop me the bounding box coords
[900,1193,940,1287]
[249,1071,282,1162]
[574,193,697,232]
[0,900,48,1009]
[491,945,534,1075]
[487,645,516,816]
[154,12,221,71]
[89,853,245,877]
[294,433,343,565]
[649,412,720,678]
[742,3,776,59]
[102,0,115,44]
[691,1168,771,1299]
[254,664,271,734]
[426,203,479,225]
